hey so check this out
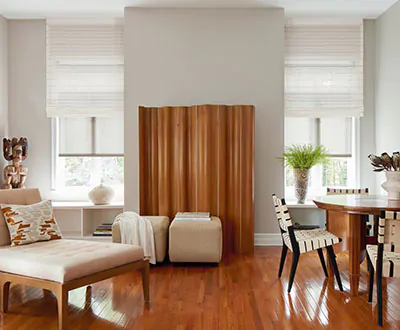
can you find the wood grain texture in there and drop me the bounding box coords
[314,194,400,216]
[327,210,350,253]
[0,260,149,330]
[314,196,394,296]
[139,105,255,253]
[1,247,400,330]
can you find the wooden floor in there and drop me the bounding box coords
[1,246,400,330]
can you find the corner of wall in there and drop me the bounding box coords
[0,16,9,173]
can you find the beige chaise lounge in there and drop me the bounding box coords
[0,188,149,330]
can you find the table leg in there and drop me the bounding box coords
[349,214,362,296]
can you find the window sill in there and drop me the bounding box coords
[285,200,318,209]
[52,201,124,210]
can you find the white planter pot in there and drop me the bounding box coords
[88,184,115,205]
[381,171,400,200]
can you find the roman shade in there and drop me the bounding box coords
[285,19,364,118]
[46,19,124,117]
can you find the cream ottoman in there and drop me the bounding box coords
[169,216,222,263]
[112,215,169,263]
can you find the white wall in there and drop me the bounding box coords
[361,19,377,192]
[0,16,8,171]
[8,20,52,197]
[375,1,400,189]
[124,8,285,234]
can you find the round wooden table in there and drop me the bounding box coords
[313,194,400,296]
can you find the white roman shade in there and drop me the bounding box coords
[285,19,364,118]
[46,19,124,117]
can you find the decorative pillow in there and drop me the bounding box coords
[1,200,62,246]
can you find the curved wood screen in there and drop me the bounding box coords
[139,105,254,253]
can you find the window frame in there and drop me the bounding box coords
[51,117,124,201]
[284,117,360,201]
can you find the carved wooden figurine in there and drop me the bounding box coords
[2,137,28,189]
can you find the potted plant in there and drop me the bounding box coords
[283,144,328,204]
[368,152,400,200]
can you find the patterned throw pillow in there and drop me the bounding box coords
[1,200,62,246]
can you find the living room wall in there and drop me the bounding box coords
[375,1,400,190]
[8,20,52,196]
[3,13,378,241]
[0,16,8,171]
[124,8,285,235]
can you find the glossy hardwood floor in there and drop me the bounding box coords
[1,247,399,330]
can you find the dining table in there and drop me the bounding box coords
[313,194,400,296]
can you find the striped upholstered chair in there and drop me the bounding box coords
[272,194,343,293]
[326,188,369,195]
[367,210,400,327]
[327,187,376,241]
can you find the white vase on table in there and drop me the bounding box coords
[381,171,400,200]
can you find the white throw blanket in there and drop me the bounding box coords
[115,212,156,265]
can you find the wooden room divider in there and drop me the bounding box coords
[139,105,254,253]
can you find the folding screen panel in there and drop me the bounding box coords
[139,105,254,253]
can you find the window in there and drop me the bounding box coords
[285,117,357,197]
[46,20,124,199]
[284,19,363,199]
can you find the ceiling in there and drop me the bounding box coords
[0,0,397,19]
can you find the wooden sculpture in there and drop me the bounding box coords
[2,137,28,189]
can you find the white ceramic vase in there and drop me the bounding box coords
[88,183,115,205]
[381,171,400,200]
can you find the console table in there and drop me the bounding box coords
[313,194,400,296]
[52,201,124,241]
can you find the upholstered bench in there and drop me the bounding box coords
[0,188,149,330]
[169,216,222,263]
[112,215,170,263]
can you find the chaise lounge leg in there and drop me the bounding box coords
[0,281,10,313]
[141,260,150,303]
[55,286,68,330]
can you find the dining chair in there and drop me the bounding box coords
[326,188,369,195]
[367,210,400,327]
[272,194,344,293]
[326,187,376,243]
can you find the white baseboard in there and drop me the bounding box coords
[254,233,282,246]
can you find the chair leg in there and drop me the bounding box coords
[326,246,343,292]
[367,254,374,303]
[141,260,150,303]
[317,248,328,278]
[55,285,68,330]
[278,245,288,278]
[287,252,300,293]
[0,281,10,313]
[377,266,383,327]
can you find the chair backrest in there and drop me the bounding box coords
[272,194,298,251]
[272,194,293,232]
[376,210,400,277]
[326,188,369,195]
[0,188,42,246]
[378,210,400,251]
